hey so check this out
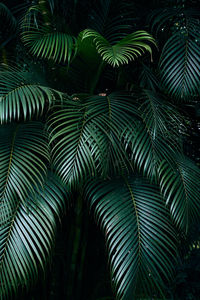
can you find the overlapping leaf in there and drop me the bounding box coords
[158,155,200,232]
[22,26,77,64]
[48,93,139,186]
[85,176,177,299]
[0,64,62,123]
[126,122,177,179]
[137,89,182,137]
[0,172,68,299]
[160,17,200,100]
[122,89,181,179]
[0,122,49,222]
[20,0,77,64]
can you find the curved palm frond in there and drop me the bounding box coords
[81,29,155,67]
[85,176,177,299]
[137,89,182,137]
[122,89,181,179]
[160,17,200,100]
[0,122,49,220]
[48,93,139,185]
[123,121,177,180]
[21,1,77,65]
[85,93,138,176]
[0,172,68,299]
[158,155,200,232]
[0,64,62,123]
[22,25,77,64]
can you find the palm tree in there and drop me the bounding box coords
[0,0,200,299]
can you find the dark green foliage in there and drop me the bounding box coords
[85,177,177,299]
[0,0,200,299]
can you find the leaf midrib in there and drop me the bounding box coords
[125,180,141,260]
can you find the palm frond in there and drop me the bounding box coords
[21,2,77,64]
[0,64,62,123]
[137,89,182,137]
[158,155,200,232]
[48,93,139,185]
[85,176,177,299]
[22,25,77,64]
[85,93,138,176]
[122,90,181,179]
[81,29,155,67]
[160,17,200,100]
[0,172,68,299]
[123,121,177,180]
[0,122,49,220]
[48,99,97,186]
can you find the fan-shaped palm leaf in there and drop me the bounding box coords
[0,64,62,123]
[0,122,49,220]
[81,29,155,67]
[158,155,200,232]
[0,172,68,299]
[48,99,97,186]
[85,176,177,299]
[160,17,200,100]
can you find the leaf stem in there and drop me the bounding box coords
[90,61,105,94]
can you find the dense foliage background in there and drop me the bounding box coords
[0,0,200,299]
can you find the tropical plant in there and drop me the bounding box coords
[0,0,200,299]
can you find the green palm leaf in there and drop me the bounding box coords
[122,90,181,179]
[124,121,177,179]
[0,64,62,123]
[81,29,155,67]
[0,122,49,220]
[48,99,97,186]
[158,155,200,232]
[85,93,139,176]
[22,26,77,64]
[85,176,177,299]
[160,17,200,100]
[21,0,77,64]
[48,93,138,186]
[0,172,68,299]
[137,89,182,137]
